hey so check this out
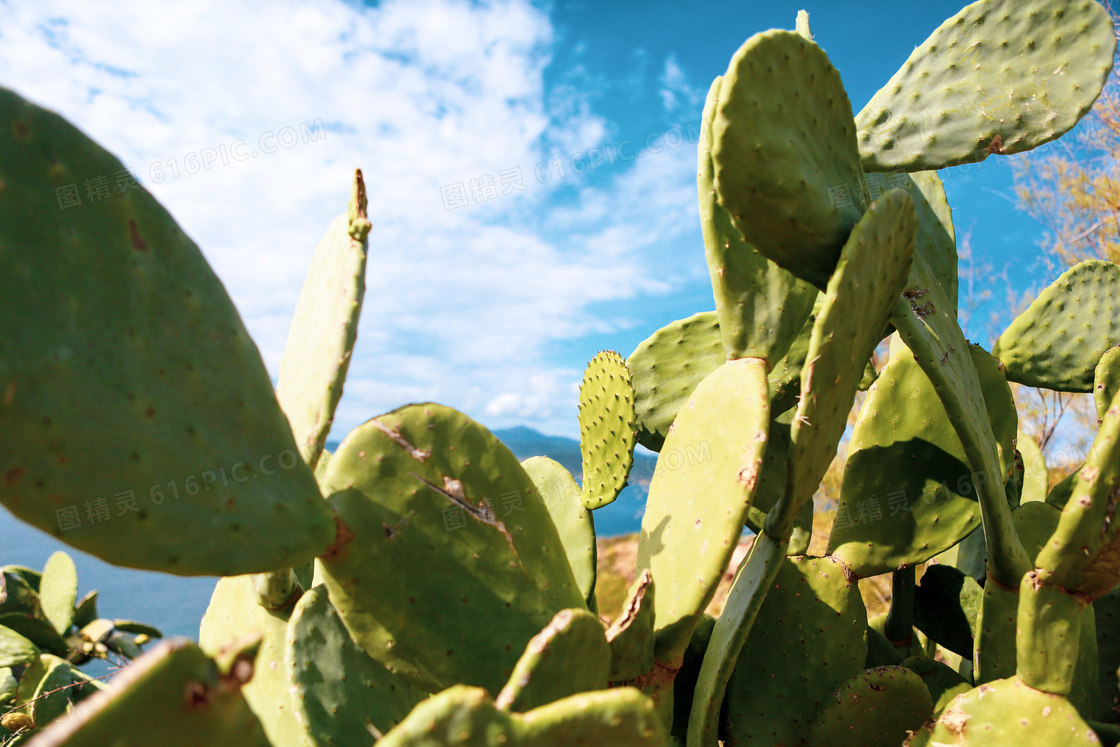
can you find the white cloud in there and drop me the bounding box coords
[658,54,700,113]
[0,0,705,439]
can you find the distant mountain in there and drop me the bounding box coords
[326,426,656,537]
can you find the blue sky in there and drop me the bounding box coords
[0,0,1072,440]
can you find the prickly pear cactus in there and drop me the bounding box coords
[2,1,1118,745]
[0,87,334,577]
[711,29,865,288]
[578,351,637,510]
[857,0,1117,172]
[275,170,371,470]
[316,404,585,696]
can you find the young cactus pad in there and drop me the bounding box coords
[274,170,371,470]
[520,456,597,606]
[0,87,334,577]
[577,351,637,510]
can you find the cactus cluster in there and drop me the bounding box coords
[2,0,1120,744]
[0,552,163,743]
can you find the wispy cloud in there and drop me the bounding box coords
[0,0,706,438]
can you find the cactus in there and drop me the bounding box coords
[495,608,610,712]
[856,0,1117,172]
[710,30,865,289]
[24,638,270,746]
[606,570,655,682]
[808,665,933,746]
[286,585,425,744]
[315,404,584,696]
[0,553,159,742]
[0,88,335,578]
[577,351,637,510]
[994,261,1120,392]
[521,456,597,606]
[2,1,1120,745]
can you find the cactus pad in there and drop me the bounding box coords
[286,584,425,744]
[636,358,770,666]
[578,352,637,510]
[521,456,597,605]
[865,170,957,311]
[275,170,370,469]
[627,312,725,452]
[769,188,917,538]
[0,87,333,576]
[698,75,817,363]
[830,338,1016,576]
[1036,389,1120,600]
[317,404,584,696]
[719,555,870,746]
[27,638,269,746]
[1018,430,1048,503]
[711,30,865,289]
[918,677,1099,746]
[808,665,933,747]
[606,570,655,682]
[37,552,77,637]
[856,0,1117,172]
[893,250,1030,587]
[198,575,306,747]
[994,260,1120,393]
[1095,346,1120,421]
[0,626,37,671]
[495,608,610,713]
[376,684,667,746]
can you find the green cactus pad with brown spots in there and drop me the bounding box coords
[0,86,333,577]
[26,638,270,746]
[856,0,1117,172]
[317,403,584,697]
[916,677,1100,746]
[286,585,425,745]
[711,30,865,289]
[275,170,370,470]
[1036,389,1120,601]
[993,261,1120,393]
[698,76,817,363]
[376,684,667,747]
[808,665,933,747]
[495,608,610,713]
[718,555,870,746]
[636,358,770,667]
[578,352,637,510]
